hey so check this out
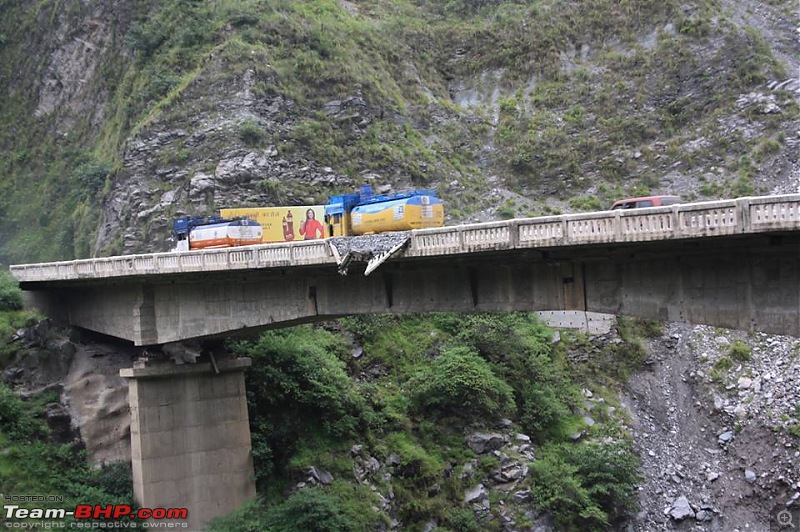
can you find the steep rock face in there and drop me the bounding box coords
[3,331,135,465]
[94,64,365,254]
[13,1,137,134]
[36,4,114,127]
[2,1,799,261]
[64,342,132,464]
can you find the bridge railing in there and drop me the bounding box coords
[10,240,334,282]
[10,194,800,282]
[407,194,800,255]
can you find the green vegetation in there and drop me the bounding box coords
[0,303,647,529]
[229,326,368,486]
[729,339,752,362]
[569,195,604,212]
[238,119,266,147]
[0,271,42,364]
[0,270,133,518]
[219,313,642,529]
[563,317,653,388]
[0,382,134,521]
[710,356,734,382]
[208,488,354,532]
[531,442,641,531]
[407,345,515,419]
[0,270,23,311]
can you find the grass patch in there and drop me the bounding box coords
[729,339,751,362]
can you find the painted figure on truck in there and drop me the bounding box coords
[299,208,325,240]
[220,206,326,243]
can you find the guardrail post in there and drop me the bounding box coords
[509,221,519,248]
[736,197,751,234]
[671,205,682,239]
[561,219,569,245]
[457,227,465,253]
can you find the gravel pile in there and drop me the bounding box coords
[328,232,411,275]
[627,322,800,531]
[328,232,411,259]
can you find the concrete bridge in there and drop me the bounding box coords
[10,193,800,529]
[11,194,800,342]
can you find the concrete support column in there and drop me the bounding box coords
[120,358,255,530]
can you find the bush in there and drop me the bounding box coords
[729,340,751,362]
[72,160,112,200]
[384,431,444,482]
[0,270,23,311]
[568,195,603,212]
[231,326,367,485]
[0,383,46,440]
[449,313,581,441]
[90,461,133,500]
[617,316,660,341]
[406,346,514,419]
[531,442,641,531]
[239,119,265,146]
[264,488,353,532]
[206,499,269,532]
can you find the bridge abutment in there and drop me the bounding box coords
[120,358,255,530]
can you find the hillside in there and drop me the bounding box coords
[1,1,800,531]
[0,0,797,263]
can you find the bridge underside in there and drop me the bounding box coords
[24,234,800,344]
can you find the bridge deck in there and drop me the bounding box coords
[10,194,800,283]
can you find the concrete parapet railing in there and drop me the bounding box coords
[407,194,800,255]
[749,195,800,229]
[10,195,800,282]
[11,240,335,282]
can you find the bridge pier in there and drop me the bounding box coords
[120,358,255,530]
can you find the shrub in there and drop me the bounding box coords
[518,383,575,440]
[125,21,168,56]
[568,195,603,212]
[231,326,367,485]
[407,346,514,419]
[206,499,269,532]
[497,205,516,219]
[629,318,663,339]
[531,447,607,530]
[567,442,641,520]
[445,507,481,532]
[264,488,353,532]
[239,119,265,146]
[0,270,23,311]
[72,160,112,200]
[384,431,445,482]
[0,383,46,440]
[90,461,133,500]
[451,313,581,441]
[531,442,641,531]
[729,340,751,362]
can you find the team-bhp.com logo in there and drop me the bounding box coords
[2,495,188,529]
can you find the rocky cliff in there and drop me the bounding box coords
[0,0,797,262]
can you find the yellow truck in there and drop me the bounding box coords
[219,206,327,243]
